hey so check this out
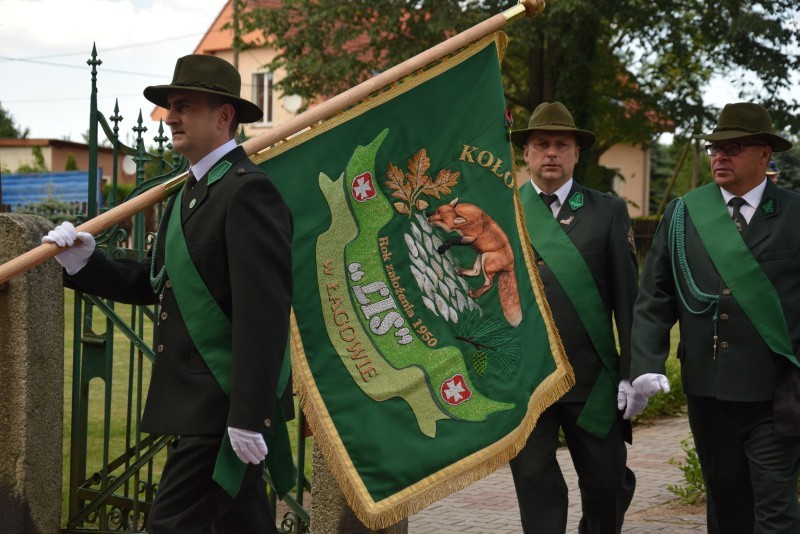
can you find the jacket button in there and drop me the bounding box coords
[157,344,165,353]
[160,311,168,321]
[722,287,731,295]
[720,341,729,349]
[263,418,272,429]
[719,313,729,321]
[537,259,545,266]
[165,280,173,289]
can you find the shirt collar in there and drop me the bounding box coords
[189,139,237,182]
[531,178,573,206]
[719,178,767,209]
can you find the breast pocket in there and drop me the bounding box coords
[760,249,796,263]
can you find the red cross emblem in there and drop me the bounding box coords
[441,374,472,405]
[351,172,376,202]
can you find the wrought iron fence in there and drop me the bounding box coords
[63,46,309,533]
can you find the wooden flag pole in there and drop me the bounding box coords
[0,0,545,285]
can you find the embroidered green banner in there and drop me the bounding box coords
[255,34,572,528]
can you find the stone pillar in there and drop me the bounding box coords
[0,214,63,534]
[310,444,408,534]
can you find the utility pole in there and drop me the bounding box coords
[232,0,240,70]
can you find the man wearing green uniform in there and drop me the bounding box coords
[628,102,800,533]
[43,55,293,533]
[510,102,641,533]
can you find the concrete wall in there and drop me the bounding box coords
[0,214,63,534]
[310,445,407,534]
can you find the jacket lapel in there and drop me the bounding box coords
[181,174,210,224]
[743,181,780,253]
[179,145,248,224]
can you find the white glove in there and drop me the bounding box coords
[617,379,648,419]
[631,373,671,398]
[42,221,95,275]
[228,426,268,465]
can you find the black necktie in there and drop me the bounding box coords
[540,192,558,210]
[728,197,747,232]
[185,170,196,191]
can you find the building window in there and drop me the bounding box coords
[252,71,273,125]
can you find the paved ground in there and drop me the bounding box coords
[408,415,707,533]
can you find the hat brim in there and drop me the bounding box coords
[510,126,596,151]
[695,130,793,152]
[144,84,264,124]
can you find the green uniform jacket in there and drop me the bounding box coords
[523,182,639,403]
[631,181,800,433]
[66,146,294,437]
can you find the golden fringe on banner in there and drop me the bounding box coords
[282,32,574,529]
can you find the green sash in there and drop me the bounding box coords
[520,182,618,437]
[164,188,294,498]
[682,184,796,365]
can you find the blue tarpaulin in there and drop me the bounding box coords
[1,170,101,208]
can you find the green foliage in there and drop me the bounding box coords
[239,0,483,112]
[667,435,707,505]
[0,101,29,138]
[241,0,800,193]
[64,153,78,171]
[648,140,713,215]
[16,146,48,173]
[772,144,800,193]
[101,182,136,207]
[15,194,82,225]
[144,147,181,182]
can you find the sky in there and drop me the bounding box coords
[0,0,796,147]
[0,0,226,144]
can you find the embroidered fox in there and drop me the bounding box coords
[427,198,522,327]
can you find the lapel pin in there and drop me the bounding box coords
[568,192,584,211]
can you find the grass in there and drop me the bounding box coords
[61,288,313,527]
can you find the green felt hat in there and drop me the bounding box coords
[696,102,792,152]
[510,102,596,151]
[144,54,263,123]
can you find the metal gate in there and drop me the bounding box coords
[63,47,309,533]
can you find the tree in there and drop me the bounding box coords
[648,140,713,215]
[65,153,79,171]
[15,146,47,173]
[0,101,29,139]
[772,145,800,192]
[240,0,799,191]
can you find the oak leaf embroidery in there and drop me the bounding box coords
[386,148,461,217]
